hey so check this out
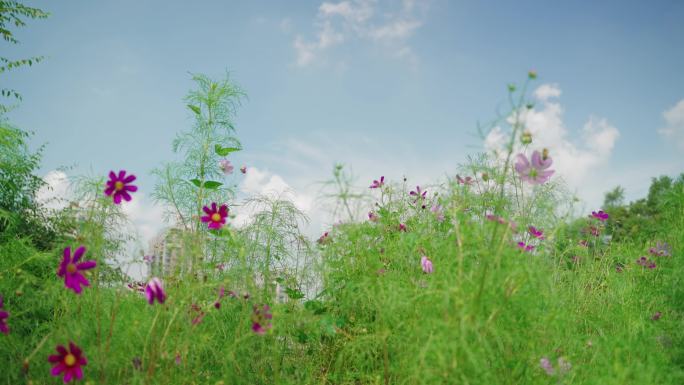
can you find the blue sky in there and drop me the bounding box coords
[5,0,684,245]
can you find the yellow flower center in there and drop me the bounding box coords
[66,263,77,274]
[64,353,76,367]
[542,148,549,160]
[211,213,221,222]
[114,181,124,191]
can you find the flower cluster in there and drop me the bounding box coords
[251,304,273,335]
[539,356,571,377]
[649,241,671,257]
[636,256,656,269]
[0,295,9,335]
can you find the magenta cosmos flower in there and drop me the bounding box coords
[409,185,427,203]
[420,256,433,274]
[251,304,273,335]
[515,150,554,184]
[58,246,97,295]
[0,295,9,335]
[591,210,609,221]
[48,342,88,383]
[201,202,229,230]
[517,242,535,252]
[219,159,234,175]
[104,170,137,204]
[369,176,385,189]
[528,226,545,240]
[456,175,473,185]
[145,277,166,305]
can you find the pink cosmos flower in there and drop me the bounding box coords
[48,342,87,383]
[591,210,609,221]
[145,277,167,305]
[369,176,385,189]
[517,242,535,252]
[317,232,331,245]
[251,304,273,335]
[368,211,378,222]
[652,311,662,321]
[456,175,473,185]
[540,357,554,376]
[240,165,247,174]
[636,256,656,269]
[219,159,234,175]
[528,226,545,240]
[104,170,137,204]
[649,241,671,257]
[514,150,554,184]
[587,226,600,237]
[0,295,9,335]
[431,204,445,222]
[420,256,433,274]
[398,223,407,232]
[201,202,229,230]
[58,246,97,295]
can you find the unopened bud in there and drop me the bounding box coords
[528,70,537,79]
[521,131,532,145]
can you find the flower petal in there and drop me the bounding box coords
[72,246,86,263]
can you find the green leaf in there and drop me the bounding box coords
[214,144,241,156]
[203,181,222,189]
[286,287,305,300]
[187,104,201,115]
[304,300,326,315]
[189,179,201,187]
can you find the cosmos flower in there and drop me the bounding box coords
[240,165,247,174]
[591,210,609,221]
[649,241,672,257]
[398,223,407,232]
[145,277,166,305]
[540,357,554,376]
[528,226,545,240]
[431,204,445,222]
[251,304,273,335]
[369,176,385,189]
[200,203,229,230]
[0,295,9,335]
[514,150,554,184]
[517,242,535,252]
[317,232,331,245]
[409,185,427,204]
[636,256,656,269]
[104,170,137,204]
[48,342,87,383]
[57,246,97,295]
[218,159,234,175]
[456,175,473,185]
[368,211,379,222]
[420,256,433,274]
[652,311,662,321]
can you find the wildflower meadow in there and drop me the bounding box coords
[2,2,684,384]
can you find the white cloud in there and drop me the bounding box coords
[484,83,621,206]
[659,99,684,149]
[293,0,428,67]
[234,167,316,230]
[36,170,71,210]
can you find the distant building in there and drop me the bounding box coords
[147,227,186,277]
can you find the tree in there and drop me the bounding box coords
[603,186,625,209]
[0,1,49,112]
